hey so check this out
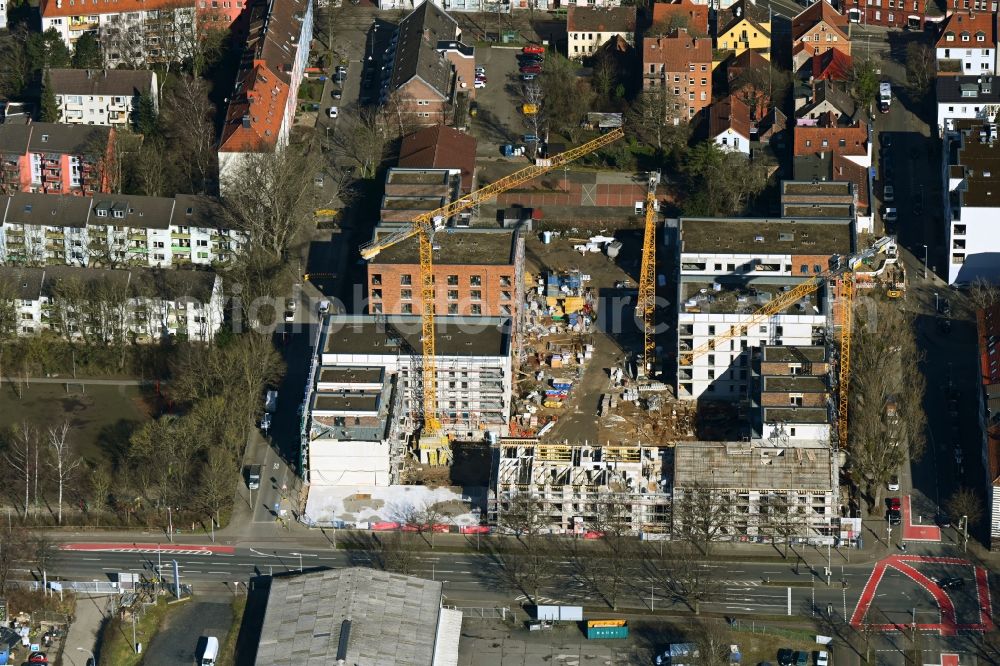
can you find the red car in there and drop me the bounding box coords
[523,44,544,54]
[887,497,901,511]
[520,65,542,74]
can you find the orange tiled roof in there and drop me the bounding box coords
[218,62,288,154]
[643,30,712,73]
[936,11,997,49]
[652,0,709,36]
[710,95,753,140]
[811,49,853,80]
[41,0,193,18]
[794,123,867,156]
[792,0,849,41]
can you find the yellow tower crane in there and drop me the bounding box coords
[359,129,625,459]
[677,239,892,447]
[636,172,659,378]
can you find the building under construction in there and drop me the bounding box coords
[489,439,671,535]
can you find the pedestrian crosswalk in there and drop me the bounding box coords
[721,580,761,587]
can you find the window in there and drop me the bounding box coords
[400,274,412,285]
[471,290,482,301]
[954,224,967,235]
[401,303,413,314]
[500,275,511,286]
[471,304,482,315]
[371,289,382,299]
[447,275,459,285]
[96,209,107,217]
[448,304,459,314]
[448,289,459,300]
[113,209,125,219]
[470,275,482,286]
[371,273,382,285]
[501,290,511,301]
[400,289,412,300]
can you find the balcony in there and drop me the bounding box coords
[45,230,65,239]
[127,246,149,253]
[129,232,147,241]
[171,245,192,252]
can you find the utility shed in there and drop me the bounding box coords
[254,568,460,666]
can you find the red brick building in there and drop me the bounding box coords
[642,29,713,123]
[843,0,925,30]
[367,228,524,319]
[791,0,851,71]
[398,125,477,194]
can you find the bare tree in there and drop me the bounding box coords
[626,85,690,153]
[161,76,216,193]
[198,447,234,527]
[501,492,548,540]
[394,501,445,549]
[90,463,113,525]
[331,107,387,179]
[673,482,731,555]
[47,421,82,525]
[968,276,999,310]
[520,82,546,142]
[5,422,37,518]
[948,486,983,549]
[691,619,735,665]
[378,531,420,575]
[759,491,807,558]
[0,524,27,591]
[906,42,935,96]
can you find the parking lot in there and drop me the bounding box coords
[468,46,544,159]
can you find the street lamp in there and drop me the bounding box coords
[922,244,928,279]
[935,291,939,313]
[77,647,96,666]
[167,506,174,543]
[961,515,969,552]
[290,551,303,572]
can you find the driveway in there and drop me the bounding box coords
[142,600,233,666]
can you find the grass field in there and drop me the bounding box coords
[0,382,155,467]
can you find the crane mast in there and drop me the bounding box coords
[637,172,659,377]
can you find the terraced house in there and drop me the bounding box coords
[0,193,244,269]
[0,123,113,196]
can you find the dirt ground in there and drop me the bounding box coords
[0,383,152,468]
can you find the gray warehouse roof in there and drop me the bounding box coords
[255,568,449,666]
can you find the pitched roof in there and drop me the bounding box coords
[798,79,857,121]
[48,69,156,97]
[567,6,637,33]
[0,122,111,156]
[710,95,753,140]
[643,29,713,72]
[792,0,849,41]
[936,74,1000,103]
[218,0,309,154]
[726,48,771,84]
[41,0,194,18]
[718,0,771,35]
[389,2,459,101]
[651,0,709,36]
[937,11,997,49]
[398,125,478,192]
[811,48,853,80]
[793,123,867,157]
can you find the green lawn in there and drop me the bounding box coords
[98,598,174,666]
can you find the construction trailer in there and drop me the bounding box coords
[490,439,672,535]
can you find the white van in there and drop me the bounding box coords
[201,636,219,666]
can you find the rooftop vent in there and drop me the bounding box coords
[336,618,352,663]
[754,234,765,242]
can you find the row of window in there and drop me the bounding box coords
[371,303,512,315]
[372,273,504,286]
[371,289,512,301]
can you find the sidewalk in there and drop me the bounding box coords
[63,595,107,666]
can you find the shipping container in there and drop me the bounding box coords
[586,624,629,640]
[552,382,573,390]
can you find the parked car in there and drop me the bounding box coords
[794,651,809,666]
[260,413,272,431]
[884,185,895,203]
[522,134,540,143]
[777,649,795,666]
[520,64,542,74]
[475,65,486,74]
[518,54,544,64]
[327,106,339,118]
[815,651,829,666]
[935,512,952,527]
[523,44,545,54]
[887,497,901,511]
[474,79,486,89]
[887,509,902,525]
[883,207,898,224]
[888,474,900,491]
[520,73,537,81]
[938,577,964,590]
[475,75,488,83]
[332,89,342,99]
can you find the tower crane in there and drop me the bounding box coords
[359,129,625,458]
[637,172,659,377]
[678,237,895,446]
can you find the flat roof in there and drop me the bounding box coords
[761,345,828,363]
[763,407,830,424]
[781,203,854,218]
[386,168,456,185]
[369,227,518,266]
[781,181,853,196]
[680,217,853,255]
[951,119,1000,207]
[681,278,822,315]
[322,314,510,358]
[382,196,448,210]
[313,393,381,413]
[762,375,828,392]
[255,568,444,666]
[318,366,385,385]
[674,441,833,490]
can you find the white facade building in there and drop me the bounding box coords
[49,69,158,128]
[935,11,998,75]
[2,265,224,343]
[567,6,636,58]
[943,119,1000,284]
[675,217,853,400]
[0,1,7,30]
[936,75,1000,135]
[0,193,244,269]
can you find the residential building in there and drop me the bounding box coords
[710,96,753,154]
[379,168,464,226]
[48,69,158,128]
[714,0,772,66]
[672,440,839,544]
[780,180,856,221]
[752,344,833,444]
[642,29,713,123]
[936,75,1000,134]
[975,303,1000,550]
[254,569,462,666]
[795,79,857,124]
[367,227,524,322]
[490,440,671,535]
[217,0,313,188]
[936,11,997,75]
[793,122,872,231]
[791,0,850,72]
[674,216,853,400]
[398,125,478,193]
[0,1,7,30]
[843,0,925,28]
[0,192,244,269]
[651,0,709,35]
[0,123,113,196]
[318,314,513,440]
[379,4,468,126]
[726,49,774,121]
[811,48,853,81]
[943,119,1000,284]
[1,265,224,343]
[567,6,637,58]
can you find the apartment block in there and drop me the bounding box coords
[780,180,858,224]
[491,440,671,535]
[2,265,224,343]
[675,216,853,400]
[975,303,1000,550]
[0,192,244,269]
[936,75,1000,134]
[843,0,925,29]
[0,123,113,196]
[793,122,872,231]
[791,0,850,72]
[367,227,524,321]
[218,0,313,188]
[936,11,998,75]
[642,29,712,124]
[752,344,833,444]
[398,125,477,194]
[49,69,158,128]
[943,119,1000,284]
[673,440,839,544]
[379,168,463,226]
[567,6,636,58]
[318,314,512,440]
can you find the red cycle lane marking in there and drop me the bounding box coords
[891,558,957,636]
[902,496,942,542]
[60,543,235,555]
